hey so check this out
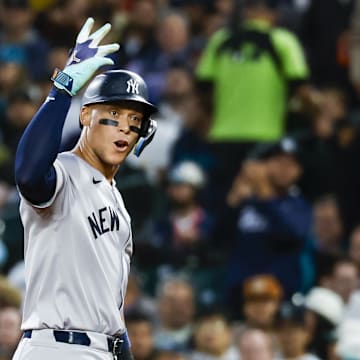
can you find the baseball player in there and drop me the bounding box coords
[12,18,157,360]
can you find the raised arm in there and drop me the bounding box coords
[15,90,71,205]
[15,18,120,205]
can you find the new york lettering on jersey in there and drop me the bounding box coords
[87,205,120,239]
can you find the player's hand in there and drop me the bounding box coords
[51,17,120,96]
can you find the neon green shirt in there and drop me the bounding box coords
[196,20,309,142]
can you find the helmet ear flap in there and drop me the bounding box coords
[139,114,150,137]
[134,118,157,157]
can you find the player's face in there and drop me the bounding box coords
[80,102,144,166]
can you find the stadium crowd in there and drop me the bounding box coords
[1,0,360,358]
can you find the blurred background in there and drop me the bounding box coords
[1,0,360,358]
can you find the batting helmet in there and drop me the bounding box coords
[81,69,158,156]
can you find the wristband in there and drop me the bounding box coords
[51,68,74,96]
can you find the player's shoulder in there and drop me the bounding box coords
[57,151,82,169]
[56,151,88,181]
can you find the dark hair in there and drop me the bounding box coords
[125,308,153,324]
[313,193,340,209]
[194,305,231,324]
[275,301,306,327]
[307,312,337,359]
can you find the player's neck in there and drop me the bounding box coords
[72,146,119,183]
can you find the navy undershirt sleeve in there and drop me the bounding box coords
[15,88,72,205]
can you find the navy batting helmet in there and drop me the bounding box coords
[81,70,158,156]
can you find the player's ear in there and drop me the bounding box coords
[80,106,91,127]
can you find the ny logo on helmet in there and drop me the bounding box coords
[126,79,140,95]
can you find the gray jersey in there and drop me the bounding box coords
[19,152,132,336]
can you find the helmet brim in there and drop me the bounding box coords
[82,96,158,116]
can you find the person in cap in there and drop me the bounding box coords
[136,161,215,269]
[224,137,313,314]
[304,287,344,360]
[275,301,321,360]
[13,17,157,360]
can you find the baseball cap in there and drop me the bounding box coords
[304,287,344,325]
[168,161,206,188]
[243,274,283,301]
[250,137,300,161]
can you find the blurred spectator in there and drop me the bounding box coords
[152,350,187,360]
[292,84,360,234]
[304,287,345,359]
[0,91,37,187]
[114,161,156,239]
[327,256,360,304]
[128,65,196,183]
[47,45,69,74]
[0,49,29,116]
[300,0,355,96]
[350,0,360,96]
[153,276,195,353]
[0,306,22,359]
[127,9,194,105]
[0,0,50,81]
[239,274,283,334]
[161,161,209,252]
[236,327,276,360]
[0,276,22,309]
[137,161,215,269]
[34,0,94,48]
[190,311,239,360]
[336,318,360,360]
[224,137,312,306]
[275,301,321,360]
[175,0,224,49]
[310,195,346,284]
[118,0,159,67]
[169,79,216,193]
[293,87,347,200]
[6,261,25,303]
[276,0,311,33]
[349,225,360,271]
[124,270,157,323]
[1,91,37,154]
[336,289,360,359]
[126,309,157,360]
[196,0,315,203]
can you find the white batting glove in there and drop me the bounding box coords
[51,17,120,96]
